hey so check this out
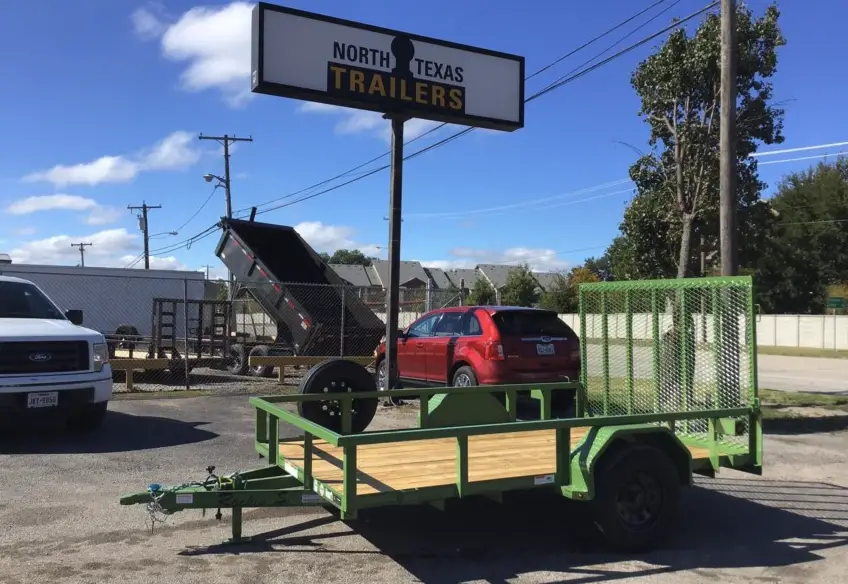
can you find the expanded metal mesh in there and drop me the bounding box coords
[579,276,756,448]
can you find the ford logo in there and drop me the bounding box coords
[541,336,551,343]
[29,352,52,363]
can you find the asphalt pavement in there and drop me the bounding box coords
[1,394,847,583]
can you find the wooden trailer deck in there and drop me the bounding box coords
[277,428,713,496]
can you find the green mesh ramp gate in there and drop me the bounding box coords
[578,276,758,451]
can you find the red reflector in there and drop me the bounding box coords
[272,283,281,293]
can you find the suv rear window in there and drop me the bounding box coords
[492,310,575,338]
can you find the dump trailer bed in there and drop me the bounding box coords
[215,217,385,356]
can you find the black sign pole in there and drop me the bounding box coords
[383,113,407,398]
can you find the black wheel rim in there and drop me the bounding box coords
[615,471,663,531]
[318,378,357,421]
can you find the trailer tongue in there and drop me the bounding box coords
[214,217,385,358]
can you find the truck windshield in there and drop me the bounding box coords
[0,281,66,320]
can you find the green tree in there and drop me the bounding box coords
[500,263,540,307]
[538,273,572,313]
[582,255,614,281]
[320,249,374,266]
[466,277,497,305]
[621,3,785,279]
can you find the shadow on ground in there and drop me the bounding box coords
[0,410,218,455]
[177,476,848,582]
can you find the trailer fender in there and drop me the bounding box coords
[562,424,692,501]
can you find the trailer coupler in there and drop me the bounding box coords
[119,464,325,543]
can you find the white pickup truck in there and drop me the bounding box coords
[0,275,112,431]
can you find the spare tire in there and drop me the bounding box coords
[298,359,378,434]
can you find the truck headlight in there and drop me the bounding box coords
[93,343,109,372]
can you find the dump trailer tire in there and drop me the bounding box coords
[591,443,680,553]
[298,359,378,433]
[115,324,141,350]
[248,345,275,378]
[229,343,249,376]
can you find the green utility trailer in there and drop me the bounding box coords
[120,276,762,552]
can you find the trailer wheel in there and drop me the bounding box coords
[229,343,249,376]
[248,345,275,378]
[168,360,193,383]
[298,359,378,434]
[592,444,680,553]
[115,325,140,350]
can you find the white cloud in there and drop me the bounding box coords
[131,5,167,40]
[85,206,123,226]
[5,194,123,226]
[135,2,253,107]
[297,103,447,143]
[118,254,189,271]
[6,194,97,215]
[419,247,570,273]
[9,229,139,266]
[21,131,201,188]
[293,221,380,256]
[13,227,36,236]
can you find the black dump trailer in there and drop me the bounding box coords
[215,218,385,358]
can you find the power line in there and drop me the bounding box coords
[235,0,681,215]
[751,140,848,158]
[250,1,717,217]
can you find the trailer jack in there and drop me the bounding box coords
[120,464,327,544]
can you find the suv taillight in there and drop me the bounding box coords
[484,341,505,361]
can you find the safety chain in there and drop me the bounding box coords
[144,466,242,532]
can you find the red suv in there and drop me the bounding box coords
[374,306,580,409]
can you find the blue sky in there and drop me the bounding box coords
[1,0,846,278]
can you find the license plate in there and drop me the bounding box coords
[536,343,555,356]
[27,391,59,408]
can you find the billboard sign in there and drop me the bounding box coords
[251,2,525,131]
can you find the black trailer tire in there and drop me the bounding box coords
[298,359,378,434]
[168,360,193,383]
[229,343,249,376]
[248,345,275,378]
[591,444,681,553]
[115,324,141,351]
[66,402,108,433]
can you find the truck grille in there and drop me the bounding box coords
[0,341,90,374]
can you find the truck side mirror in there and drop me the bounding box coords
[66,309,84,325]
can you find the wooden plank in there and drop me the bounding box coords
[278,428,718,497]
[111,358,169,370]
[249,356,375,367]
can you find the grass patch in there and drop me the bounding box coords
[586,337,848,359]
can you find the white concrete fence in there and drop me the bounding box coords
[236,312,848,351]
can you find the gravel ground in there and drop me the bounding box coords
[1,394,846,584]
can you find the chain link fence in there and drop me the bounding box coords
[579,276,756,450]
[3,268,465,392]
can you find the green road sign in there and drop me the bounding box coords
[827,297,845,309]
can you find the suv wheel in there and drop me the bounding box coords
[452,366,477,387]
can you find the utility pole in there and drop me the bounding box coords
[128,202,162,270]
[201,264,214,280]
[70,243,92,267]
[198,133,253,299]
[719,0,737,276]
[197,133,253,221]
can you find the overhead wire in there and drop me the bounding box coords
[131,1,721,265]
[234,0,680,216]
[251,1,716,217]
